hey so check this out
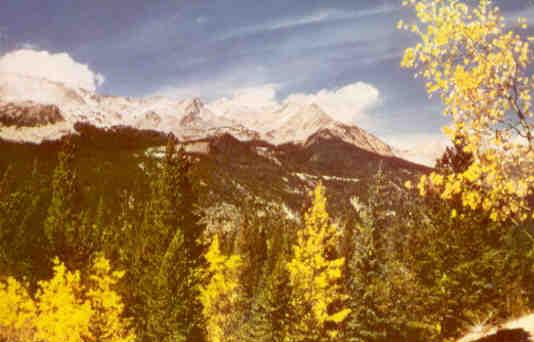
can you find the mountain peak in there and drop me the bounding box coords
[0,101,65,128]
[184,97,204,114]
[0,74,398,159]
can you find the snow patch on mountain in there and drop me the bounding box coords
[0,72,397,159]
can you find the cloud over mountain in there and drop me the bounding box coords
[208,82,381,127]
[385,133,450,167]
[0,49,104,91]
[285,82,380,125]
[217,84,279,109]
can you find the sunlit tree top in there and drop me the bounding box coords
[399,0,534,223]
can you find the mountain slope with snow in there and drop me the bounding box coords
[0,72,396,158]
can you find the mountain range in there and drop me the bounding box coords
[0,72,396,158]
[0,71,433,217]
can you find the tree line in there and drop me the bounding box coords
[0,136,533,342]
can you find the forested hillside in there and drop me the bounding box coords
[0,124,533,341]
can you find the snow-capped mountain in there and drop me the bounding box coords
[0,72,394,157]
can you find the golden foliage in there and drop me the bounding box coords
[399,0,534,222]
[286,183,350,340]
[34,259,93,342]
[0,256,135,342]
[86,256,135,342]
[199,235,243,342]
[0,277,36,341]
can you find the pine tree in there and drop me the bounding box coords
[406,205,530,340]
[44,140,78,255]
[345,223,388,342]
[240,209,293,342]
[175,146,206,341]
[286,183,351,341]
[43,141,102,270]
[345,170,394,342]
[240,255,291,342]
[119,137,205,342]
[130,138,188,342]
[345,172,439,342]
[233,198,269,312]
[0,162,47,280]
[42,139,103,271]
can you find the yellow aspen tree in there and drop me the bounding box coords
[0,256,135,342]
[34,258,93,342]
[199,235,244,342]
[286,183,351,341]
[0,277,36,341]
[399,0,534,222]
[86,256,136,342]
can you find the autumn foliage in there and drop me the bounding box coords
[286,183,351,341]
[0,256,135,342]
[399,0,534,222]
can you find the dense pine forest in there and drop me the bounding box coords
[0,134,533,342]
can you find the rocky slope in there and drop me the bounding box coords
[0,72,395,158]
[0,123,428,221]
[0,101,64,128]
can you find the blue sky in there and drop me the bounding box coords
[0,0,531,159]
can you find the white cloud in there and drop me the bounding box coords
[154,80,241,100]
[162,80,381,126]
[264,10,331,30]
[224,84,279,109]
[151,64,274,100]
[285,82,381,124]
[202,81,380,129]
[205,84,281,122]
[385,133,450,166]
[0,49,105,91]
[217,4,399,41]
[216,11,330,40]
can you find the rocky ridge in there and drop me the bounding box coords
[0,72,394,157]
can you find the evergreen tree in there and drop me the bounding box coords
[407,205,532,340]
[247,209,294,342]
[345,172,439,342]
[125,138,187,341]
[43,141,103,270]
[119,137,205,342]
[345,223,388,342]
[286,183,350,341]
[0,162,48,280]
[175,146,206,341]
[241,255,291,342]
[239,216,293,342]
[44,140,78,256]
[233,198,270,314]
